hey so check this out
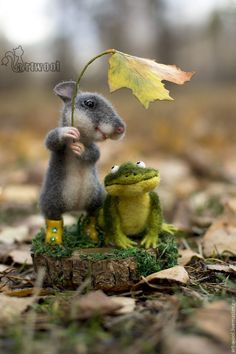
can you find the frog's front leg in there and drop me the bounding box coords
[104,196,137,249]
[114,228,137,249]
[141,192,163,249]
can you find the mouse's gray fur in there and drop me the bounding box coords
[39,81,125,220]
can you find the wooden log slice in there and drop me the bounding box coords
[32,248,141,292]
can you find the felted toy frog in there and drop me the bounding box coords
[98,161,166,249]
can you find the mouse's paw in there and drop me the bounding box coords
[60,127,80,141]
[69,142,85,156]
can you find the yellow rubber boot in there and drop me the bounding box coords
[45,219,63,244]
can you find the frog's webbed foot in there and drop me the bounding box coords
[141,234,158,249]
[114,234,137,249]
[162,222,176,235]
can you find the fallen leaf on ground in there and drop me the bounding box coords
[9,246,33,265]
[0,264,8,272]
[135,265,190,289]
[0,294,33,322]
[188,301,231,345]
[178,249,203,266]
[0,244,16,262]
[5,287,55,297]
[0,225,29,244]
[71,291,122,320]
[111,297,136,314]
[164,333,228,354]
[203,218,236,257]
[206,263,236,273]
[183,147,230,183]
[108,51,194,108]
[203,198,236,256]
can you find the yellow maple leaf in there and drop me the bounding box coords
[108,51,194,108]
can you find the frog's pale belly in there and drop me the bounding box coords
[117,194,150,235]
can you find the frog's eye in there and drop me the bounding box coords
[136,161,146,168]
[111,165,119,173]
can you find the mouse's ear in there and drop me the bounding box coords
[53,81,77,102]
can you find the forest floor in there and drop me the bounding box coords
[0,154,235,354]
[0,87,235,354]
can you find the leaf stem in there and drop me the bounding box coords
[71,48,116,126]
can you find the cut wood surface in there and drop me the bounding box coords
[32,248,140,292]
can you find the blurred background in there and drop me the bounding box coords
[0,0,236,221]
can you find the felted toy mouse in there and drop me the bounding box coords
[39,81,125,244]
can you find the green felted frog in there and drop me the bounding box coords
[97,161,173,249]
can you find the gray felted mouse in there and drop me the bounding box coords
[39,81,125,244]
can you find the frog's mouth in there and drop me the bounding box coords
[105,170,158,186]
[105,175,160,196]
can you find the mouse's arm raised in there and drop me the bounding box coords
[45,127,80,151]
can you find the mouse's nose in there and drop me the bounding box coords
[116,126,125,134]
